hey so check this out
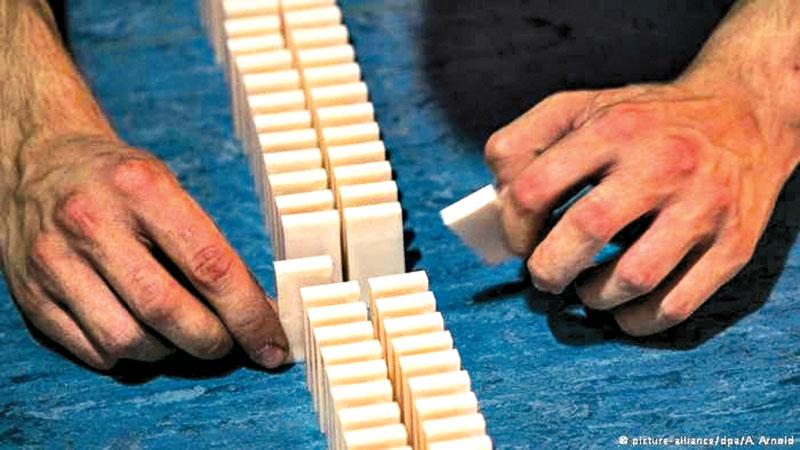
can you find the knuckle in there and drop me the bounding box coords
[509,172,550,215]
[55,192,100,240]
[566,202,614,243]
[190,244,236,293]
[484,130,514,166]
[598,104,650,141]
[110,157,169,196]
[662,135,700,178]
[29,233,60,271]
[130,269,176,325]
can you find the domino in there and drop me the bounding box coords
[288,25,349,49]
[334,402,401,450]
[342,423,408,450]
[243,69,302,95]
[341,202,405,299]
[248,89,306,116]
[275,190,334,215]
[296,44,356,68]
[300,281,362,369]
[412,392,479,450]
[306,319,374,396]
[327,141,386,167]
[263,148,322,174]
[280,209,342,281]
[321,122,380,148]
[372,291,437,350]
[323,359,388,433]
[274,255,335,361]
[309,82,369,109]
[224,15,282,39]
[315,103,375,129]
[337,180,398,209]
[406,371,472,446]
[396,349,461,422]
[329,378,393,426]
[420,414,487,450]
[259,127,319,152]
[381,312,445,356]
[427,436,493,450]
[280,0,337,11]
[331,161,392,194]
[367,270,429,312]
[255,110,314,133]
[386,330,453,386]
[303,63,362,88]
[267,168,327,196]
[283,6,342,30]
[439,184,514,265]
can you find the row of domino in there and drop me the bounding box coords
[200,0,405,361]
[200,1,492,448]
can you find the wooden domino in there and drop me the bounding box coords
[334,402,401,450]
[386,331,453,386]
[327,141,385,167]
[337,180,398,209]
[274,255,335,361]
[412,392,479,450]
[420,414,487,450]
[263,148,322,174]
[427,436,493,450]
[342,423,408,450]
[406,371,472,446]
[439,184,514,265]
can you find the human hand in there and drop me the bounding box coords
[0,135,288,370]
[486,64,798,335]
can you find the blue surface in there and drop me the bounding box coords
[1,1,798,448]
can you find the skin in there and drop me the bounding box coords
[0,1,288,370]
[487,0,800,336]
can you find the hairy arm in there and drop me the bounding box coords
[0,0,288,369]
[487,0,799,336]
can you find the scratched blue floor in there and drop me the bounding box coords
[1,1,798,448]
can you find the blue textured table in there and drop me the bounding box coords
[1,1,798,448]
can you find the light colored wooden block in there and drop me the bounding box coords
[309,321,375,390]
[259,127,318,153]
[440,184,514,265]
[407,371,473,448]
[248,89,305,116]
[243,69,301,95]
[382,312,444,353]
[296,44,355,68]
[397,349,461,421]
[289,24,348,49]
[322,122,380,148]
[330,379,393,425]
[338,180,397,209]
[274,255,334,362]
[268,168,327,196]
[275,189,333,216]
[303,63,361,88]
[335,402,401,450]
[308,302,369,416]
[281,209,342,283]
[327,141,386,167]
[255,110,313,133]
[331,161,392,193]
[413,392,479,449]
[223,0,279,18]
[427,435,493,450]
[263,148,322,174]
[320,339,383,367]
[283,6,342,30]
[323,359,388,433]
[342,202,405,300]
[421,414,486,450]
[310,82,368,108]
[224,15,282,39]
[301,280,362,370]
[373,291,437,353]
[236,49,294,74]
[280,0,336,11]
[367,270,429,309]
[227,33,285,56]
[387,330,453,386]
[343,423,408,450]
[315,103,375,129]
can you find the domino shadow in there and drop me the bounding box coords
[473,169,800,350]
[422,0,735,147]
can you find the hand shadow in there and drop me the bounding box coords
[473,169,800,350]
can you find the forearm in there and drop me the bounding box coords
[682,0,800,170]
[0,0,116,189]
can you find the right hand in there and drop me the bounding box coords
[0,134,288,370]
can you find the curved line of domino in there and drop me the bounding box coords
[200,1,492,448]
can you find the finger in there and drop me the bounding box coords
[109,159,288,368]
[30,234,173,362]
[614,241,746,336]
[14,281,112,370]
[485,90,594,185]
[501,126,617,256]
[575,203,715,310]
[527,173,662,294]
[64,219,234,360]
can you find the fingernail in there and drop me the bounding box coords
[258,345,286,369]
